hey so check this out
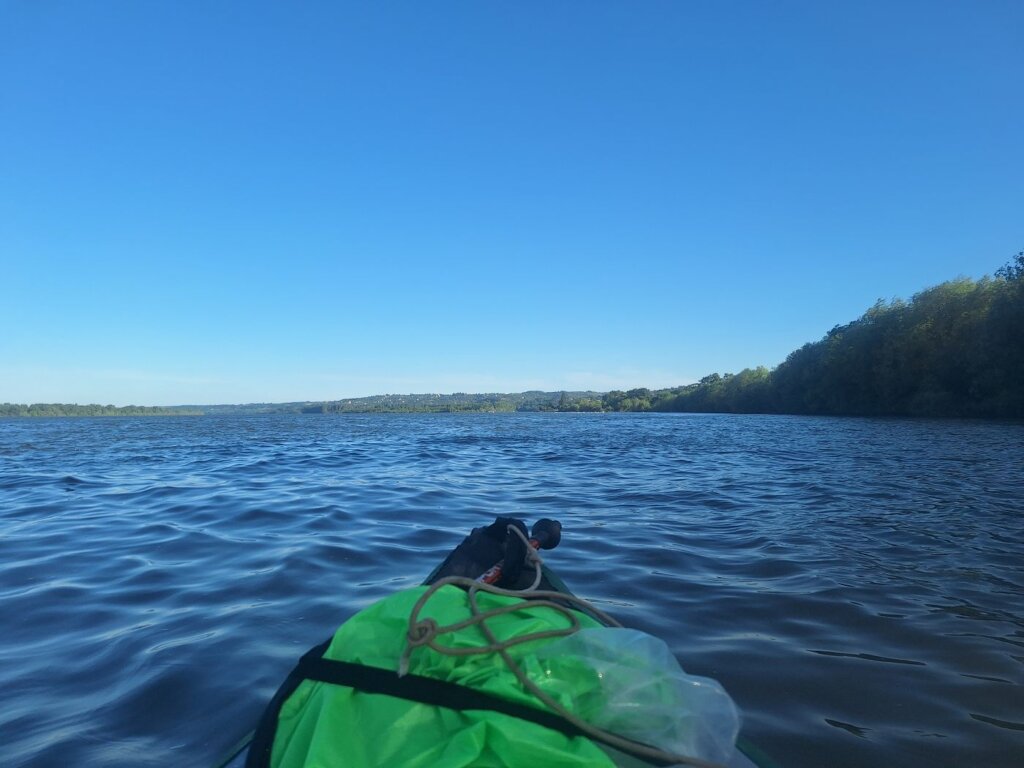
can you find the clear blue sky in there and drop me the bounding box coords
[2,2,1021,406]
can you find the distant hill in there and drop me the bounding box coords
[297,391,605,414]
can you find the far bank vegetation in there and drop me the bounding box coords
[5,253,1021,420]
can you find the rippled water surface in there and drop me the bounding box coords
[1,413,1022,767]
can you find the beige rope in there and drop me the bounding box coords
[399,537,727,768]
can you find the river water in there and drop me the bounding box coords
[1,413,1021,767]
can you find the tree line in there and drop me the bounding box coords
[302,391,606,414]
[0,403,201,417]
[563,251,1022,418]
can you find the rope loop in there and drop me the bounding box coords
[397,571,726,768]
[406,617,438,648]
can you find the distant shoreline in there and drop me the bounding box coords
[6,252,1023,421]
[0,393,601,418]
[0,404,204,417]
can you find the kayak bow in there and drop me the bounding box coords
[214,518,770,768]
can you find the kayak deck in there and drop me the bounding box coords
[214,561,767,768]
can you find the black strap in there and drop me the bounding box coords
[247,647,674,767]
[297,655,590,740]
[296,655,674,767]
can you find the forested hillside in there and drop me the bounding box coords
[601,252,1022,418]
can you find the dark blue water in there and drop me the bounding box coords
[1,413,1022,767]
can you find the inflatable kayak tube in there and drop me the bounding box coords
[213,519,775,768]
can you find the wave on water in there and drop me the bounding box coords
[1,413,1022,768]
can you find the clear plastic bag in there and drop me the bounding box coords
[534,627,741,765]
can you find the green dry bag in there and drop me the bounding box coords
[246,584,619,768]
